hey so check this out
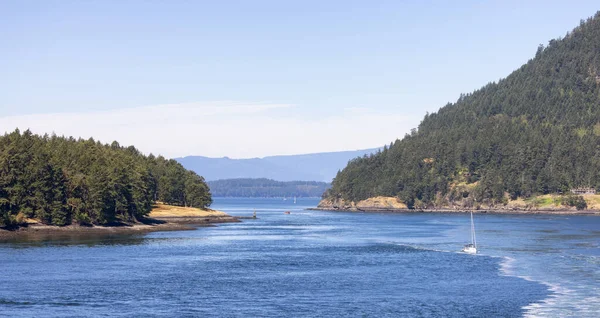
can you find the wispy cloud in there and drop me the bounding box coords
[0,101,418,158]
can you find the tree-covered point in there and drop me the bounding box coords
[0,129,212,227]
[325,12,600,208]
[208,178,330,197]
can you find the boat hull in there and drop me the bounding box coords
[462,246,477,254]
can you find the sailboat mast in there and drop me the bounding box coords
[471,211,477,248]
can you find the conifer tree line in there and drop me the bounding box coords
[325,12,600,208]
[208,178,330,197]
[0,129,212,226]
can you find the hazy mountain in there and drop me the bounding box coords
[175,148,381,182]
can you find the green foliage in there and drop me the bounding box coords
[561,195,588,210]
[326,12,600,209]
[0,130,212,226]
[184,172,213,207]
[208,178,330,197]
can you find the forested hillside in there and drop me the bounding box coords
[0,129,212,226]
[325,12,600,209]
[208,178,330,197]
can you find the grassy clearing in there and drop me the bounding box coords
[518,194,600,210]
[523,194,570,209]
[356,196,408,209]
[583,194,600,209]
[526,195,560,208]
[149,203,228,218]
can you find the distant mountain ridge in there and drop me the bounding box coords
[175,148,381,182]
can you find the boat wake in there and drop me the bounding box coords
[496,256,600,317]
[386,241,598,317]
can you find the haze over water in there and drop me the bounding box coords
[1,198,599,317]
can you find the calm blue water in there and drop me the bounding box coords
[1,198,599,317]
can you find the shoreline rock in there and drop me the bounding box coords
[318,196,408,211]
[315,196,600,215]
[309,206,600,215]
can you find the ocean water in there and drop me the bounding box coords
[0,197,598,317]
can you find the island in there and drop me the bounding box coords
[0,130,236,238]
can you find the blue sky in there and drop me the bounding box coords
[1,1,598,157]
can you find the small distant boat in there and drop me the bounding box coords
[462,211,477,254]
[284,211,291,214]
[294,196,297,204]
[283,197,287,201]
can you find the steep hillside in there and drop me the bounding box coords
[324,13,600,210]
[176,148,381,182]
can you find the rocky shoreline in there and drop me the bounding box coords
[309,206,600,215]
[315,196,600,215]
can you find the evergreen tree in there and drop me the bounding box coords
[0,130,212,226]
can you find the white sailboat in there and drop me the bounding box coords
[293,196,297,204]
[462,211,477,254]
